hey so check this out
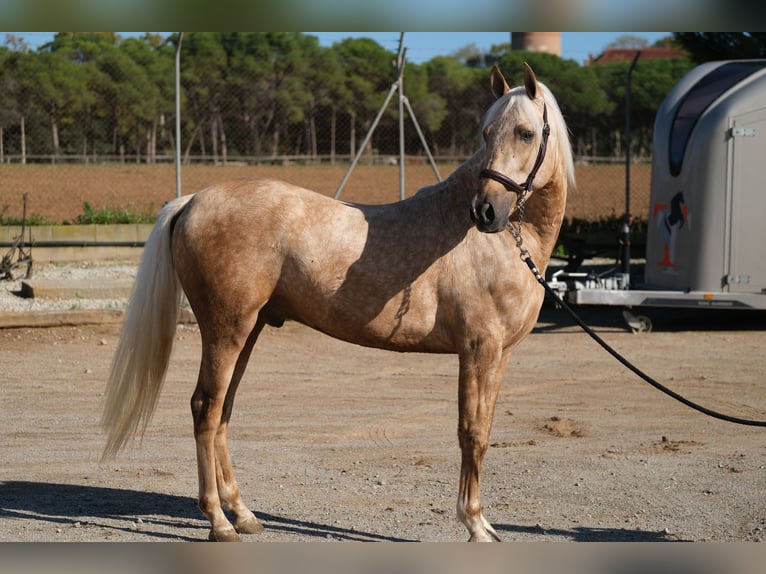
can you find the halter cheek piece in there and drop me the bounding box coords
[479,103,550,194]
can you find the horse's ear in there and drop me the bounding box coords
[523,62,538,100]
[490,65,510,100]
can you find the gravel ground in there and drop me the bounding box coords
[1,259,765,546]
[0,261,136,313]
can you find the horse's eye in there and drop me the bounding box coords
[519,128,534,143]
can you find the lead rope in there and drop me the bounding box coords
[509,213,766,428]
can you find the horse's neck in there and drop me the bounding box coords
[448,151,485,190]
[414,151,484,220]
[521,175,568,270]
[419,151,567,269]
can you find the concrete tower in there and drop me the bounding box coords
[511,32,562,57]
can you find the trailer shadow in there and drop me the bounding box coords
[536,303,766,333]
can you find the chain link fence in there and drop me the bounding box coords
[0,34,651,228]
[0,162,650,226]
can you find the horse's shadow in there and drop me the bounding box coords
[1,481,679,542]
[0,481,412,542]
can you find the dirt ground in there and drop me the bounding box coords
[0,162,651,224]
[1,303,764,543]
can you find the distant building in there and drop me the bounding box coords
[511,32,561,57]
[587,47,686,65]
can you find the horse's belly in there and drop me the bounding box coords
[267,285,452,353]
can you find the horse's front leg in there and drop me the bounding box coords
[456,341,510,542]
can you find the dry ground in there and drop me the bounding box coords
[0,163,650,224]
[1,305,764,543]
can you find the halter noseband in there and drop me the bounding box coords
[479,102,550,194]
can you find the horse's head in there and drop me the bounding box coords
[471,63,557,233]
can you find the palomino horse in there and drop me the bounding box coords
[102,63,575,542]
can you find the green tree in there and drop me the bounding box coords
[424,56,485,157]
[402,62,447,155]
[179,32,227,162]
[119,35,176,162]
[605,34,650,50]
[300,37,344,160]
[593,57,693,158]
[0,48,23,161]
[331,37,396,158]
[90,44,158,162]
[45,32,120,63]
[16,50,90,160]
[673,32,766,63]
[258,32,313,157]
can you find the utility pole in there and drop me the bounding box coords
[335,33,441,201]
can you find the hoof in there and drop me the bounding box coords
[208,527,242,542]
[467,530,501,542]
[235,515,265,535]
[468,534,493,542]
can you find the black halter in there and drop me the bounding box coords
[479,103,550,194]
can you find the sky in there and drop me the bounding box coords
[309,32,671,65]
[6,31,670,66]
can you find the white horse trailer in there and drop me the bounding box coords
[553,60,766,330]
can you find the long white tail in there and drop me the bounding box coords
[102,194,194,459]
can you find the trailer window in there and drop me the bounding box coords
[669,61,766,176]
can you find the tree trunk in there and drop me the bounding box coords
[210,114,219,165]
[310,114,317,159]
[50,116,60,164]
[449,117,457,158]
[148,116,158,164]
[219,112,228,166]
[183,123,201,164]
[135,121,141,164]
[272,126,279,159]
[590,126,597,159]
[20,116,26,165]
[330,105,337,165]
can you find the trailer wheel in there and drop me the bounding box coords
[622,309,653,333]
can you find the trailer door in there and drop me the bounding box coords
[728,109,766,294]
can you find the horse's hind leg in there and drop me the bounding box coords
[191,319,264,542]
[213,321,266,537]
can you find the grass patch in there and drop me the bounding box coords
[0,204,55,226]
[74,202,156,225]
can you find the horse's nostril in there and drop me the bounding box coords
[480,202,495,224]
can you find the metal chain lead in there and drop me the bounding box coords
[507,188,545,284]
[507,188,526,251]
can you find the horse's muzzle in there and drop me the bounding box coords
[471,194,511,234]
